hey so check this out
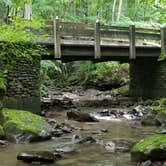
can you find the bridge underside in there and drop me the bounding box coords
[41,43,161,62]
[41,43,166,99]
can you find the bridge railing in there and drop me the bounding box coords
[36,19,165,60]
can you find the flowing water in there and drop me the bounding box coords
[0,107,157,166]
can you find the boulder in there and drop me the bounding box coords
[156,108,166,124]
[153,99,166,124]
[104,141,116,153]
[141,114,161,126]
[157,125,166,134]
[55,145,76,155]
[67,110,98,122]
[17,151,55,163]
[71,135,97,144]
[0,109,52,143]
[0,140,8,147]
[131,134,166,162]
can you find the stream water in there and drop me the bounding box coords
[0,107,157,166]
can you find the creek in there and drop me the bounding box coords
[0,105,157,166]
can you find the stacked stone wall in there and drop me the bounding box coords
[130,58,166,99]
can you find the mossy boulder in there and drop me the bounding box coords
[131,134,166,162]
[156,108,166,124]
[0,125,4,139]
[0,108,52,143]
[111,85,129,96]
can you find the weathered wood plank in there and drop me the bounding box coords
[129,25,136,59]
[161,27,166,54]
[136,32,160,40]
[61,29,94,37]
[94,20,101,59]
[101,25,128,31]
[53,17,61,59]
[136,27,160,33]
[59,22,93,28]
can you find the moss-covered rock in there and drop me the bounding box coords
[0,108,52,143]
[0,125,4,139]
[131,134,166,162]
[111,85,129,96]
[153,106,166,124]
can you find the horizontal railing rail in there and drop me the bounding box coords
[33,18,165,60]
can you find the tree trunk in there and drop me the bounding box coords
[24,3,32,20]
[112,0,117,23]
[117,0,123,21]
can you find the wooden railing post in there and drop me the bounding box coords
[94,20,101,59]
[161,26,166,54]
[129,24,136,59]
[53,16,61,59]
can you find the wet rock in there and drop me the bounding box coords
[141,114,161,126]
[140,160,152,166]
[156,125,166,134]
[156,109,166,124]
[46,118,57,128]
[111,85,129,97]
[131,134,166,162]
[61,123,73,133]
[67,110,98,122]
[17,151,55,163]
[51,129,63,137]
[55,145,76,155]
[0,140,9,147]
[1,109,52,143]
[139,161,166,166]
[104,141,116,153]
[71,135,97,144]
[130,105,144,117]
[112,138,135,153]
[92,129,108,135]
[98,109,111,116]
[96,109,125,119]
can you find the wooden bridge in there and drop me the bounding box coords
[38,18,166,62]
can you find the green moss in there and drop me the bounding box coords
[0,80,6,99]
[156,108,166,115]
[0,108,52,143]
[152,98,166,124]
[111,85,129,96]
[131,134,166,161]
[153,98,166,108]
[1,108,51,135]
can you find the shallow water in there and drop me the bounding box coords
[0,107,157,166]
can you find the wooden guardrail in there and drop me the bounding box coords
[37,18,165,60]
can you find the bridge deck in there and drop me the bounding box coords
[35,19,165,61]
[41,42,161,62]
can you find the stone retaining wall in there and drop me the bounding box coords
[4,55,41,113]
